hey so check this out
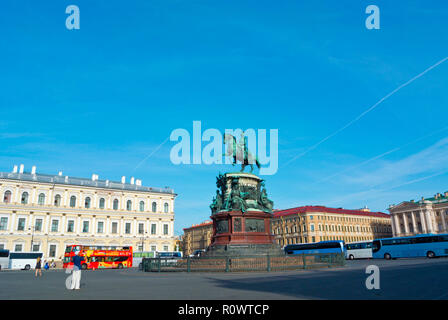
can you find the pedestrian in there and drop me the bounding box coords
[44,261,49,270]
[70,250,84,290]
[50,259,56,268]
[35,256,42,277]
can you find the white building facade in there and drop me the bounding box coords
[0,165,177,261]
[388,192,448,237]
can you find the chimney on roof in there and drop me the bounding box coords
[445,192,448,198]
[31,166,36,175]
[436,193,441,199]
[19,164,24,174]
[130,177,135,185]
[91,174,98,181]
[12,165,18,173]
[121,176,126,184]
[64,176,68,183]
[136,179,142,186]
[58,171,63,176]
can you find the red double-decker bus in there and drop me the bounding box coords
[63,245,133,270]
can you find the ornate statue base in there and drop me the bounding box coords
[206,172,282,257]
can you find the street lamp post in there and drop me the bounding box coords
[29,225,35,252]
[140,231,147,252]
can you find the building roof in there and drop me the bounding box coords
[183,221,213,231]
[273,205,390,219]
[0,171,175,195]
[416,192,448,204]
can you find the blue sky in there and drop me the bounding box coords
[0,0,447,235]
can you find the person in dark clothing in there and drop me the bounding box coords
[70,251,84,290]
[35,257,42,277]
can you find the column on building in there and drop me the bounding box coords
[403,213,410,235]
[411,212,417,235]
[441,209,447,232]
[424,210,433,233]
[419,210,428,234]
[390,214,397,237]
[393,213,401,236]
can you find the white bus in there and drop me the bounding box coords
[345,241,373,260]
[0,249,10,270]
[133,251,157,269]
[9,252,43,270]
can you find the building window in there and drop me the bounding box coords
[152,202,157,213]
[112,222,118,234]
[82,221,89,233]
[164,203,169,213]
[97,221,104,234]
[113,199,119,210]
[85,197,91,209]
[163,224,168,235]
[17,218,26,231]
[163,245,169,251]
[51,220,59,232]
[70,196,77,208]
[139,201,145,212]
[151,224,156,235]
[32,244,40,252]
[126,200,132,211]
[3,190,12,203]
[310,224,315,232]
[49,245,57,258]
[99,198,105,209]
[125,223,131,234]
[38,193,46,205]
[21,192,29,204]
[138,223,144,234]
[15,244,23,252]
[0,217,8,230]
[151,245,156,251]
[54,194,61,206]
[35,219,43,232]
[67,220,74,233]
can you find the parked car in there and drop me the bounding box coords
[189,249,205,258]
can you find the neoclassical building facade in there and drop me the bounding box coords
[182,220,213,257]
[0,165,177,260]
[272,206,392,246]
[388,192,448,237]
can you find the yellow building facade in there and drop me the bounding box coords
[272,206,392,246]
[0,165,177,261]
[182,221,213,257]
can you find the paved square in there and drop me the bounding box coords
[1,258,448,299]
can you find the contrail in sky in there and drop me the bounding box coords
[282,56,448,168]
[133,136,170,171]
[314,125,448,185]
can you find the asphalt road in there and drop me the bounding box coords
[1,257,447,300]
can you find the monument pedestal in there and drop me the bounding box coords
[205,172,282,257]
